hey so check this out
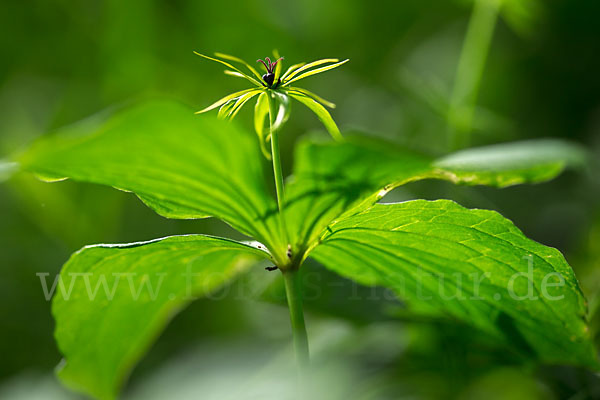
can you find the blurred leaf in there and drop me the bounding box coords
[309,199,597,367]
[433,139,587,186]
[52,235,266,400]
[0,160,18,182]
[17,100,285,260]
[283,136,587,259]
[448,0,502,149]
[500,0,544,38]
[459,367,550,399]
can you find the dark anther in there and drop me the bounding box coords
[286,245,292,259]
[265,266,278,271]
[257,56,284,87]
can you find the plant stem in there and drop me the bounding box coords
[268,93,286,214]
[282,267,310,369]
[267,90,310,373]
[267,91,289,265]
[448,0,501,150]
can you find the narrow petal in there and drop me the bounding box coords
[282,58,339,83]
[227,90,262,119]
[286,87,336,108]
[280,62,306,81]
[289,92,343,141]
[195,88,258,114]
[224,70,247,79]
[282,59,349,87]
[214,52,264,82]
[217,99,238,119]
[272,50,284,84]
[194,51,263,87]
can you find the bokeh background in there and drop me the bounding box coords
[1,0,600,398]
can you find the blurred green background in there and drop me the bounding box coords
[1,0,600,398]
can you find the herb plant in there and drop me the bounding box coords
[7,51,597,399]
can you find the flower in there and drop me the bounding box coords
[194,51,348,158]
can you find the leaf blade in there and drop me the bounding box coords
[309,200,597,367]
[282,136,588,261]
[19,100,285,260]
[432,139,587,187]
[52,234,267,400]
[254,92,271,159]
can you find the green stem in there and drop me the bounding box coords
[267,91,289,266]
[268,93,286,214]
[282,267,310,369]
[267,90,309,372]
[448,0,501,150]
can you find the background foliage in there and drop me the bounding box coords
[1,0,599,398]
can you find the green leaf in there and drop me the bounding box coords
[288,93,343,141]
[433,139,587,187]
[282,137,430,260]
[282,136,587,261]
[282,59,349,87]
[309,199,597,367]
[254,92,271,159]
[52,234,267,400]
[268,91,291,134]
[18,100,286,261]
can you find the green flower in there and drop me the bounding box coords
[194,51,348,158]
